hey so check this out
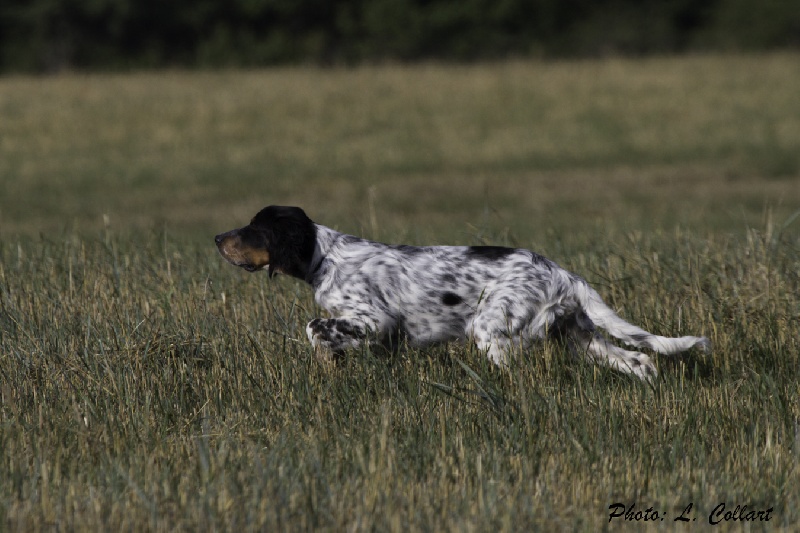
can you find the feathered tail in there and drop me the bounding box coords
[574,280,711,355]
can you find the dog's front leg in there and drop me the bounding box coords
[306,317,371,362]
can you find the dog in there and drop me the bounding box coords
[215,206,710,380]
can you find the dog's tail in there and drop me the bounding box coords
[574,278,711,355]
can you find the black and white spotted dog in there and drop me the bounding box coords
[215,206,710,380]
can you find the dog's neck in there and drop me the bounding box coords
[305,224,343,285]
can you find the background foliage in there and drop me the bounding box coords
[1,0,799,72]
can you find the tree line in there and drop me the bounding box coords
[1,0,798,72]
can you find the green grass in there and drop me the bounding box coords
[1,53,799,238]
[1,54,799,531]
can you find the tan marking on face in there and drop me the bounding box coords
[216,234,270,271]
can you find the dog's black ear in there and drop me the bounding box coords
[252,206,316,279]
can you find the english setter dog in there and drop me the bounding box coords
[215,206,710,380]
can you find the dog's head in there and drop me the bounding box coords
[215,205,317,279]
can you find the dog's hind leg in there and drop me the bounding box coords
[560,310,657,381]
[469,304,550,367]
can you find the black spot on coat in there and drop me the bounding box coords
[441,292,463,306]
[466,246,515,261]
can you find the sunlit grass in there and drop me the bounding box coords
[1,225,797,530]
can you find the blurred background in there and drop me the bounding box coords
[1,0,799,72]
[0,0,798,242]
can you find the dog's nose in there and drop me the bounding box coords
[214,234,224,245]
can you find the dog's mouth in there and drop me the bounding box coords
[215,231,270,273]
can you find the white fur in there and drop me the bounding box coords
[303,224,710,381]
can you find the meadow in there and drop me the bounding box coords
[0,53,799,531]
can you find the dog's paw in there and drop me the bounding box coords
[694,337,712,353]
[306,319,342,365]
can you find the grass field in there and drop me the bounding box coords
[1,53,799,531]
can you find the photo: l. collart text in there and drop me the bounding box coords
[609,502,774,525]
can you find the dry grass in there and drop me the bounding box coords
[1,54,799,531]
